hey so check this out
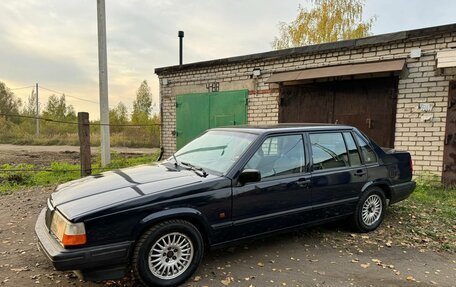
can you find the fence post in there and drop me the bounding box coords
[78,112,92,176]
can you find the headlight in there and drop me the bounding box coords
[50,211,86,247]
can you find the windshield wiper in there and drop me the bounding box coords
[180,161,208,177]
[172,153,179,167]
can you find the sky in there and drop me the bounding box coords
[1,0,455,120]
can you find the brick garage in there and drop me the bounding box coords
[155,24,456,181]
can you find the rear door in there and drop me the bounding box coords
[232,133,312,239]
[308,131,367,219]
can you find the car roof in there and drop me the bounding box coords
[210,123,356,134]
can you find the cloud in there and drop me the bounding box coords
[1,0,456,120]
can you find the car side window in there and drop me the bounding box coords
[354,133,377,164]
[245,135,305,179]
[310,132,349,170]
[343,132,362,166]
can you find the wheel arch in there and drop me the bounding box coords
[132,208,212,250]
[361,180,392,201]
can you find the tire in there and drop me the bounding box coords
[132,220,204,287]
[351,187,386,233]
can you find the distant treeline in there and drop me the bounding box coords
[0,81,160,148]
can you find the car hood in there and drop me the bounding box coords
[50,163,206,220]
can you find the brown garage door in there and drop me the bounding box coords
[279,77,398,147]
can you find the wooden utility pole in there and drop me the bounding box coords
[35,83,40,136]
[97,0,110,166]
[78,112,92,176]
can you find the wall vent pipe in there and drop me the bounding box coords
[178,31,184,66]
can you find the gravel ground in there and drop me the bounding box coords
[0,188,455,287]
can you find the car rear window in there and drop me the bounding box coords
[343,132,362,166]
[310,132,349,170]
[354,133,377,164]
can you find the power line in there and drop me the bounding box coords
[10,84,144,111]
[10,86,34,91]
[40,86,100,105]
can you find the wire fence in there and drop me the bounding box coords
[0,112,162,176]
[0,112,161,147]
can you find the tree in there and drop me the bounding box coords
[0,81,22,123]
[22,90,37,117]
[131,80,152,124]
[42,94,76,121]
[109,102,128,132]
[272,0,375,49]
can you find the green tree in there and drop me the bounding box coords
[272,0,375,49]
[22,90,37,117]
[109,102,128,132]
[131,80,152,124]
[0,81,22,123]
[42,94,76,121]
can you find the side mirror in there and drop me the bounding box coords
[239,169,261,185]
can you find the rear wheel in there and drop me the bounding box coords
[132,220,204,287]
[351,187,386,232]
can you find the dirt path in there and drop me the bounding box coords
[0,188,455,287]
[0,144,159,166]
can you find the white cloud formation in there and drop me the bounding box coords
[0,0,455,119]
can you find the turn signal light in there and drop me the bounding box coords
[62,234,87,246]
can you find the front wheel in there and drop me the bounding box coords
[132,220,204,287]
[351,187,386,232]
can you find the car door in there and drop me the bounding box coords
[308,131,367,220]
[232,133,312,239]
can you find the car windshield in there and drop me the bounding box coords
[173,130,257,175]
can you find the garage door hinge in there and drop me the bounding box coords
[175,102,180,108]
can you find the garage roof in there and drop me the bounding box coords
[265,59,406,83]
[155,23,456,74]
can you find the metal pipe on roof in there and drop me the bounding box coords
[178,31,184,66]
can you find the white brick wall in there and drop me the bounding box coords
[158,31,456,178]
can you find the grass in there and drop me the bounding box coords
[0,132,160,148]
[385,175,456,252]
[0,151,160,194]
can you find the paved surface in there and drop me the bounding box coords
[0,188,455,287]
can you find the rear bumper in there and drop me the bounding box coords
[35,208,132,281]
[390,181,416,204]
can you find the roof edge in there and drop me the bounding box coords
[155,23,456,75]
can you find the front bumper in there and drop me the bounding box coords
[35,208,132,280]
[390,181,416,204]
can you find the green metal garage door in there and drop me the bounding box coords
[176,90,248,149]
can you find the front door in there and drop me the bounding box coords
[232,134,312,239]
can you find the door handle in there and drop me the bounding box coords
[366,118,372,129]
[297,178,311,187]
[354,170,366,176]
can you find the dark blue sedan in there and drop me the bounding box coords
[35,124,415,287]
